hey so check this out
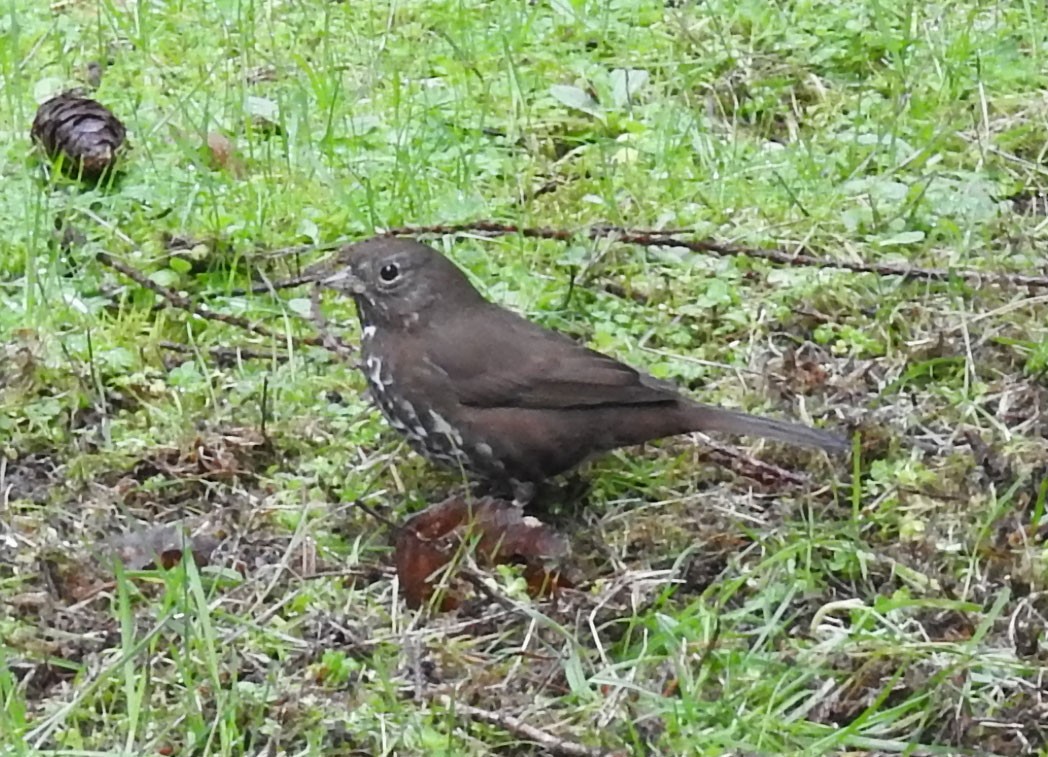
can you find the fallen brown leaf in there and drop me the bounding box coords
[394,495,573,610]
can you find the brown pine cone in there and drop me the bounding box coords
[30,92,127,181]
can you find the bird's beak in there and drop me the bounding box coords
[321,268,366,295]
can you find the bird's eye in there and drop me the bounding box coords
[379,263,400,283]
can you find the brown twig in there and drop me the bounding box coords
[459,565,526,614]
[692,434,812,487]
[310,286,356,358]
[223,273,318,297]
[147,274,318,315]
[157,340,289,363]
[98,252,331,349]
[352,499,399,531]
[379,222,1048,290]
[253,239,347,260]
[99,252,284,340]
[436,697,614,757]
[599,279,650,305]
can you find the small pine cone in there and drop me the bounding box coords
[30,93,127,181]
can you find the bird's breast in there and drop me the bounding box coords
[358,332,495,474]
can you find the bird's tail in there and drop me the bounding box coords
[683,402,848,453]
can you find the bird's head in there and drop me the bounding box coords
[321,237,482,328]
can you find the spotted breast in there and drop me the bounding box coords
[359,325,490,476]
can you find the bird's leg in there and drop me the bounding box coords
[510,479,537,508]
[470,477,515,502]
[524,475,592,515]
[559,472,592,504]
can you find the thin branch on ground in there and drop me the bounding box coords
[223,273,318,297]
[378,222,1048,290]
[459,565,529,614]
[310,286,357,357]
[254,239,347,260]
[353,498,400,531]
[692,433,813,487]
[99,252,288,341]
[219,219,1048,295]
[157,340,290,363]
[97,252,330,349]
[435,697,615,757]
[147,274,316,315]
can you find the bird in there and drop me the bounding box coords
[321,237,847,504]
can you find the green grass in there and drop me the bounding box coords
[3,1,1048,755]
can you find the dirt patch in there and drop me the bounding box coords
[0,428,297,707]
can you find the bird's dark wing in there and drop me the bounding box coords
[424,305,680,409]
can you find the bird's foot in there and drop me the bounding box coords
[510,480,537,508]
[471,478,586,510]
[468,479,519,504]
[558,473,592,504]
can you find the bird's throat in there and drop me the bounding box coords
[353,295,421,333]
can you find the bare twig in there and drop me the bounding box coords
[99,252,284,340]
[223,273,317,297]
[598,279,650,305]
[98,252,330,348]
[353,498,399,531]
[310,286,356,357]
[253,239,347,260]
[157,340,289,363]
[692,433,813,487]
[378,222,1048,290]
[459,565,525,614]
[436,697,614,757]
[147,274,317,315]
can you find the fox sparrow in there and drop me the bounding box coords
[322,237,846,503]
